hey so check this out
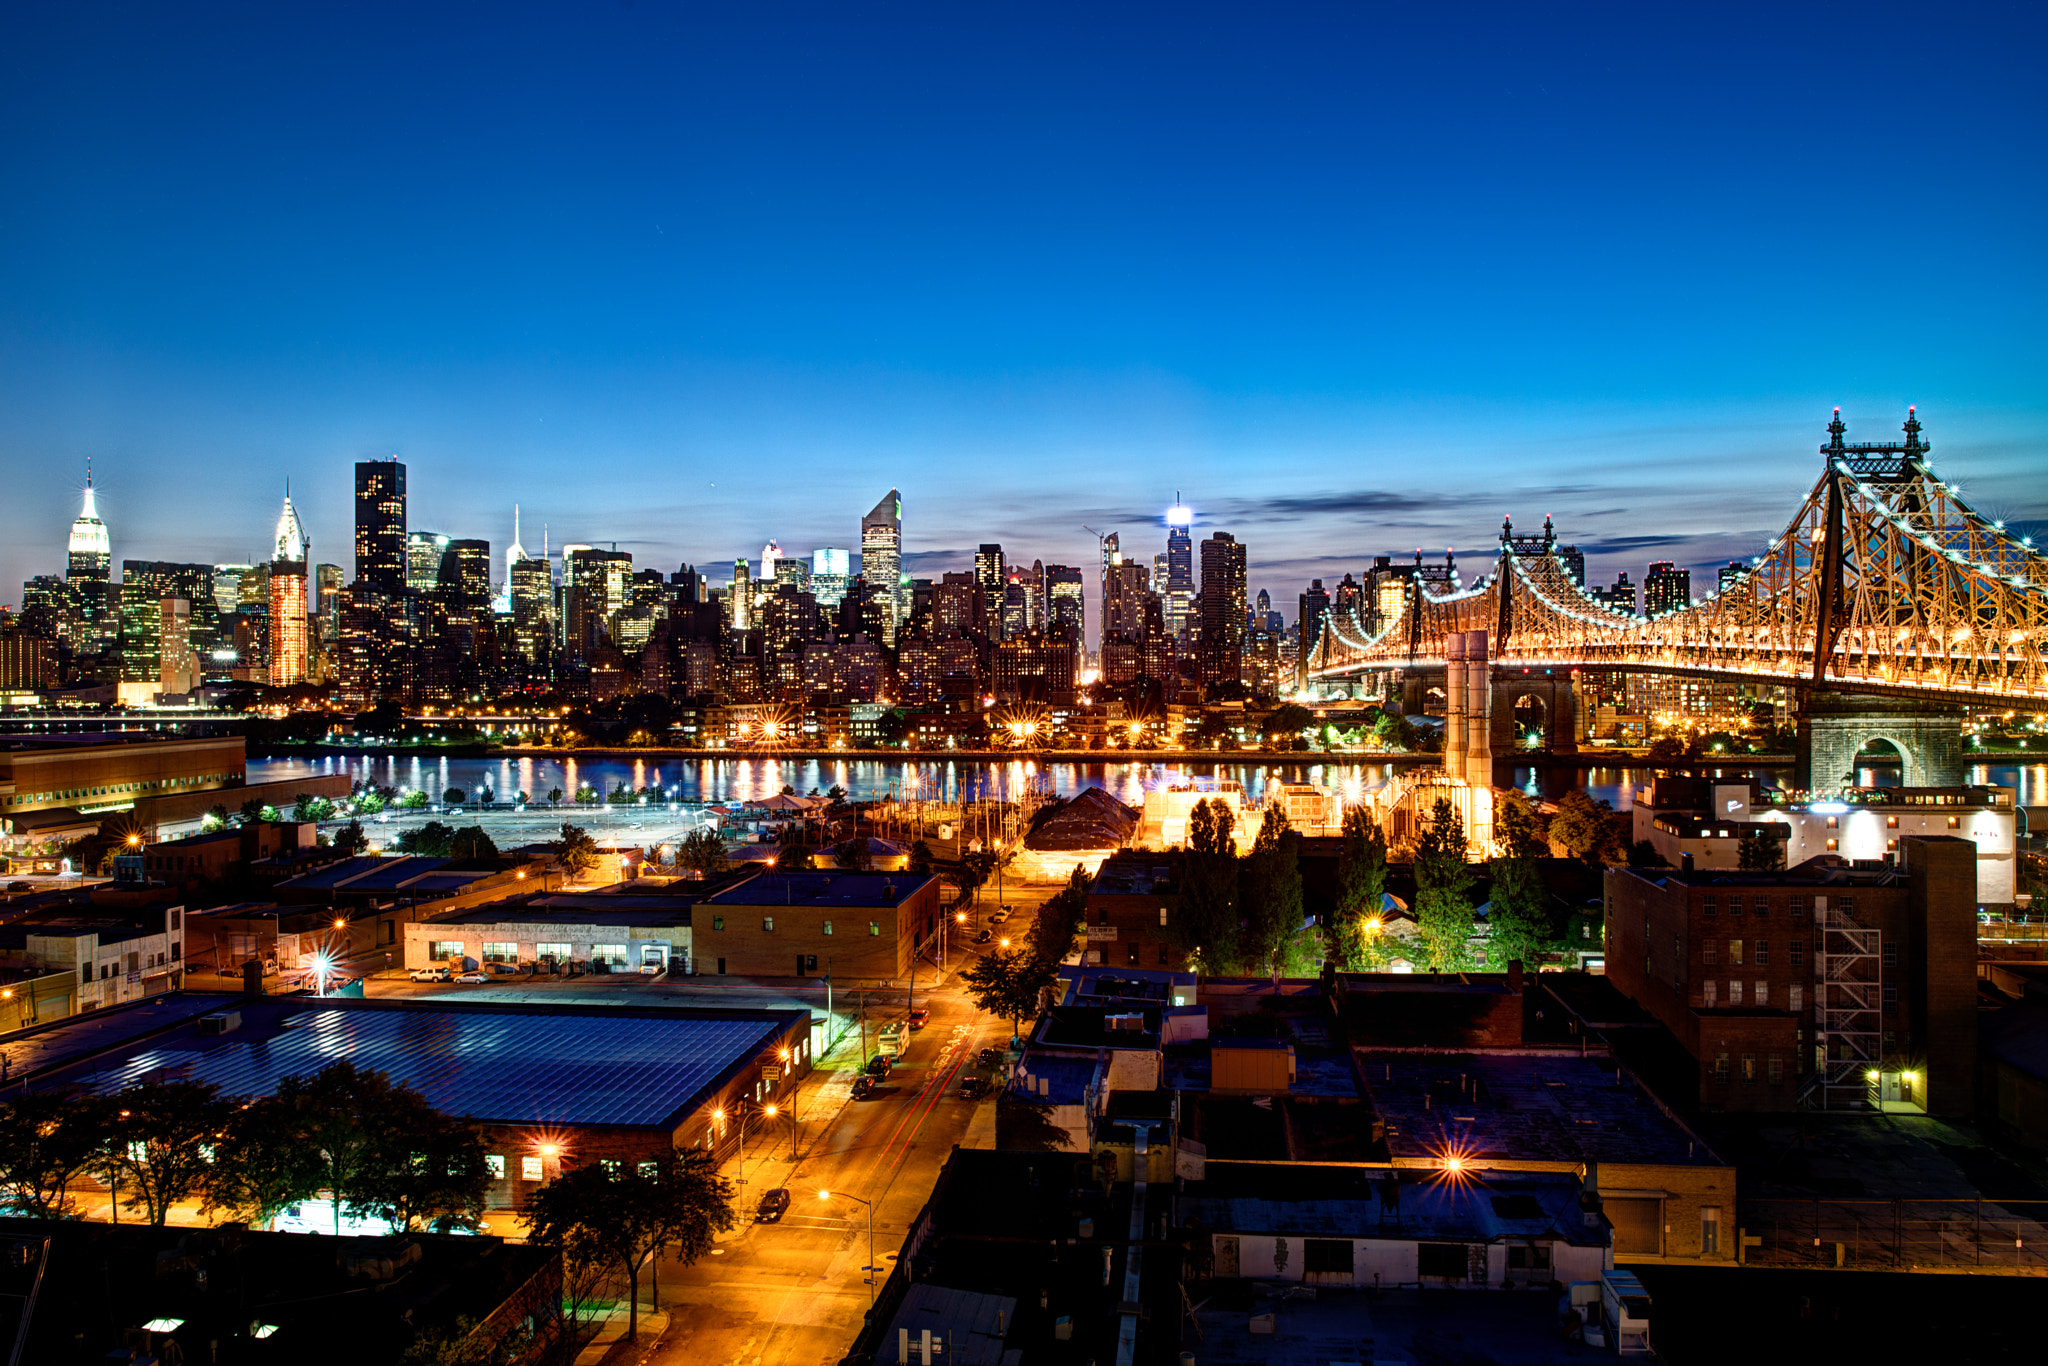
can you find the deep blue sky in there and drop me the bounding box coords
[4,1,2046,617]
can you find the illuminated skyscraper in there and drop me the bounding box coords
[1164,494,1194,641]
[268,490,309,687]
[811,547,851,608]
[353,459,407,595]
[860,489,903,645]
[974,544,1006,638]
[1643,560,1691,617]
[407,532,452,593]
[731,558,752,630]
[66,463,113,652]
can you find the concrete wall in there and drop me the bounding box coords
[1215,1231,1607,1288]
[1905,835,1978,1117]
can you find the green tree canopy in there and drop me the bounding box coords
[1414,798,1476,973]
[1243,806,1305,975]
[524,1150,735,1345]
[397,821,457,856]
[1334,805,1392,971]
[1028,865,1092,966]
[677,828,730,878]
[447,826,498,861]
[0,1090,115,1218]
[555,822,600,880]
[1173,799,1242,971]
[333,819,369,856]
[960,948,1058,1043]
[109,1079,237,1225]
[1738,826,1786,871]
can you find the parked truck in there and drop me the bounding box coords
[1563,1270,1652,1354]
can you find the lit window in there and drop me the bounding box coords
[1728,939,1743,966]
[1741,1054,1756,1083]
[1754,981,1768,1005]
[870,922,881,936]
[521,1155,543,1181]
[822,921,833,936]
[485,1154,505,1178]
[1728,980,1743,1006]
[763,917,774,932]
[1789,984,1803,1012]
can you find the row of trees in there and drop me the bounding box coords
[1172,799,1321,976]
[0,1061,487,1231]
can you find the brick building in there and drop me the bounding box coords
[1082,853,1186,971]
[696,868,942,979]
[1603,837,1977,1115]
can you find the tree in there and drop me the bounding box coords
[832,838,872,871]
[1739,827,1786,871]
[1548,791,1608,862]
[908,840,934,877]
[555,823,600,881]
[1242,806,1305,975]
[356,1104,490,1234]
[0,1090,116,1217]
[441,787,465,805]
[1174,799,1242,972]
[239,797,269,824]
[1028,865,1092,965]
[548,787,564,806]
[995,1099,1074,1152]
[447,826,499,861]
[1414,798,1476,973]
[397,821,457,856]
[477,785,495,805]
[1494,789,1542,859]
[960,948,1058,1043]
[773,843,810,870]
[202,803,231,831]
[677,828,729,878]
[524,1151,735,1345]
[1485,842,1551,974]
[108,1079,236,1225]
[400,789,431,810]
[1261,703,1315,743]
[1334,806,1391,971]
[333,819,369,856]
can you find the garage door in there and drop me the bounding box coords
[1607,1197,1663,1257]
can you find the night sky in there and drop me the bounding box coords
[4,2,2045,615]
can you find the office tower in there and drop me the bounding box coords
[118,582,162,685]
[354,459,407,594]
[18,576,66,642]
[811,547,851,608]
[1044,565,1084,642]
[66,465,113,652]
[1557,543,1586,587]
[509,554,555,662]
[1643,561,1691,616]
[1096,531,1120,659]
[1297,579,1330,686]
[503,505,531,586]
[442,540,492,606]
[159,597,196,695]
[1165,496,1195,639]
[731,558,753,630]
[975,544,1006,638]
[1595,571,1637,616]
[860,490,903,645]
[562,547,631,664]
[407,532,452,593]
[1103,559,1149,644]
[268,492,309,687]
[1717,560,1749,595]
[1199,532,1247,688]
[760,541,782,593]
[773,555,811,594]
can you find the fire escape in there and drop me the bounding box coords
[1802,893,1882,1110]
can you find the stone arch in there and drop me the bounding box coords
[1797,693,1961,792]
[1509,691,1549,749]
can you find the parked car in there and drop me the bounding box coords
[453,970,490,983]
[850,1075,877,1100]
[957,1075,987,1100]
[907,1008,930,1030]
[638,962,664,975]
[4,882,29,893]
[409,966,452,983]
[974,929,993,944]
[977,1046,1004,1068]
[754,1188,792,1223]
[988,910,1010,924]
[482,962,521,977]
[865,1055,893,1079]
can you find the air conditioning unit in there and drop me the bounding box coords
[198,1011,241,1036]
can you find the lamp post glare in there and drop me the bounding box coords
[818,1189,877,1307]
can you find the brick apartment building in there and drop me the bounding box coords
[1604,837,1977,1115]
[1082,853,1187,971]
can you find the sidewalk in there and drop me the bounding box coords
[711,1020,871,1215]
[572,1305,671,1366]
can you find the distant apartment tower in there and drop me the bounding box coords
[1297,579,1330,686]
[1595,571,1637,616]
[1044,565,1085,642]
[1556,543,1586,587]
[1643,561,1691,616]
[353,459,407,594]
[1717,560,1749,596]
[1199,532,1247,688]
[159,597,196,695]
[860,490,903,646]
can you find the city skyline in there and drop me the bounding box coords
[5,5,2047,602]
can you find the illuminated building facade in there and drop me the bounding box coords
[353,459,407,596]
[65,467,113,653]
[268,492,309,687]
[860,489,903,645]
[1199,531,1247,688]
[1164,495,1194,640]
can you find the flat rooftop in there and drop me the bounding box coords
[431,900,694,929]
[701,868,931,909]
[31,995,806,1132]
[1362,1050,1720,1168]
[1181,1162,1600,1245]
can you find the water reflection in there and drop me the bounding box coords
[246,753,2048,810]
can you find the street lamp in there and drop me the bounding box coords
[818,1189,877,1307]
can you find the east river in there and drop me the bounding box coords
[247,752,2048,812]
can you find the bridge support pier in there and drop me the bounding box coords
[1488,670,1578,759]
[1795,691,1964,792]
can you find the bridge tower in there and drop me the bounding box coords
[1795,690,1963,792]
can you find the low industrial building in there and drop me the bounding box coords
[1180,1161,1611,1288]
[142,820,317,883]
[696,867,941,979]
[26,994,813,1210]
[0,899,186,1013]
[0,734,246,825]
[406,882,716,974]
